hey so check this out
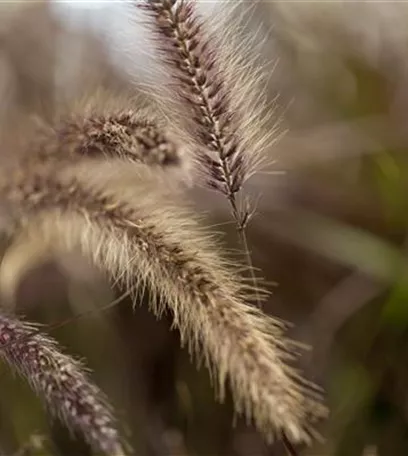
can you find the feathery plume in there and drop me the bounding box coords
[138,0,272,225]
[0,311,126,455]
[0,163,326,444]
[138,0,274,307]
[28,109,185,170]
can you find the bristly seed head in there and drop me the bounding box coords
[0,313,126,456]
[139,0,264,203]
[55,112,182,167]
[0,166,327,446]
[31,110,183,169]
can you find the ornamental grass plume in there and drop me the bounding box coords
[0,0,328,451]
[137,0,276,307]
[138,0,273,226]
[0,311,126,456]
[0,161,326,445]
[42,111,182,166]
[20,95,187,172]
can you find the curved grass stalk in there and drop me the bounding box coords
[0,163,326,444]
[0,311,126,456]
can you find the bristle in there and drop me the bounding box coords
[0,164,327,444]
[138,0,275,308]
[29,109,185,170]
[0,311,126,456]
[138,0,274,223]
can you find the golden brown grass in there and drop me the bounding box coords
[0,162,326,445]
[138,0,272,207]
[0,1,327,452]
[18,95,187,172]
[137,0,278,309]
[0,311,126,455]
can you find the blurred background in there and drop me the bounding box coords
[0,1,407,455]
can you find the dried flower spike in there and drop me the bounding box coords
[0,312,126,456]
[138,0,274,308]
[28,109,185,171]
[0,163,326,444]
[139,0,271,225]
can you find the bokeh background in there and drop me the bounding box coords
[0,1,407,455]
